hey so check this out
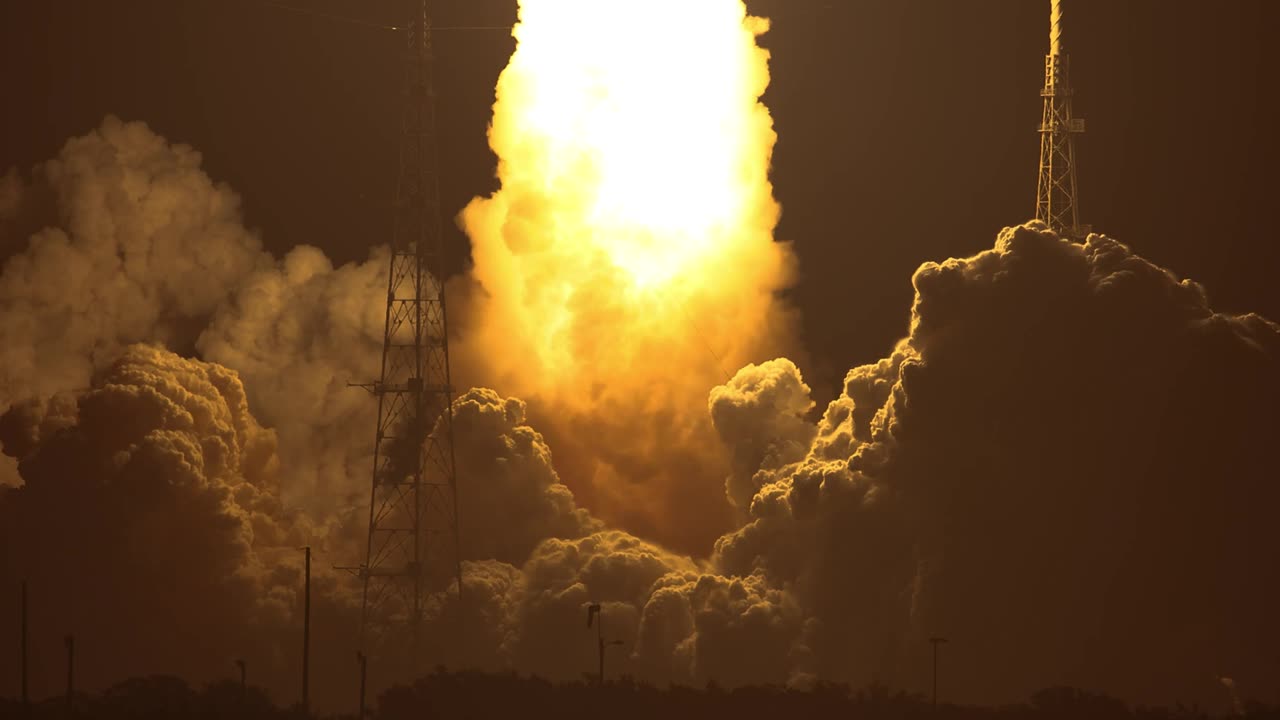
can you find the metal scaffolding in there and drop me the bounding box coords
[354,0,463,663]
[1036,0,1090,239]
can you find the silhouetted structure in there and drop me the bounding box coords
[929,636,948,710]
[302,545,311,712]
[20,580,28,711]
[3,669,1279,720]
[1035,0,1089,238]
[586,604,625,685]
[235,659,247,705]
[357,652,368,719]
[64,634,74,707]
[349,0,464,666]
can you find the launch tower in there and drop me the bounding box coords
[1036,0,1089,238]
[355,0,463,658]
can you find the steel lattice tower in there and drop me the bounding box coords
[356,0,462,658]
[1036,0,1089,239]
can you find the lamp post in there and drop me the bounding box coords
[235,659,247,704]
[64,634,75,708]
[301,545,311,713]
[356,651,368,719]
[929,636,948,710]
[20,581,28,712]
[586,603,624,684]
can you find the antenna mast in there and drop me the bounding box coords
[356,0,463,664]
[1035,0,1089,238]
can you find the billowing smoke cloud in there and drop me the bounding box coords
[711,224,1280,705]
[454,0,800,551]
[195,244,385,525]
[418,529,808,690]
[449,388,601,565]
[0,117,269,402]
[0,118,626,706]
[0,115,793,705]
[0,117,271,488]
[0,345,315,696]
[709,358,816,512]
[3,18,1279,715]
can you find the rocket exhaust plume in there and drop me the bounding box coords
[1051,0,1064,56]
[457,0,798,548]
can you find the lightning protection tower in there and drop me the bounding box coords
[1036,0,1089,238]
[356,0,463,661]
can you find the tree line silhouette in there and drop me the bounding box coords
[3,669,1278,720]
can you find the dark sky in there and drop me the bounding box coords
[2,0,1277,393]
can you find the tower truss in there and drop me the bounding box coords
[356,0,462,658]
[1036,0,1089,238]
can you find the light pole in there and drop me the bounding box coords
[586,603,624,684]
[356,651,368,719]
[20,580,28,712]
[235,659,247,704]
[301,545,311,713]
[64,634,75,709]
[929,636,948,710]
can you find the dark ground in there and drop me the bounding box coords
[4,669,1277,720]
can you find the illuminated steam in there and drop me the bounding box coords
[0,117,268,404]
[455,0,799,548]
[196,244,385,522]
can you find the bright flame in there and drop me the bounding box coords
[457,0,796,548]
[508,3,771,286]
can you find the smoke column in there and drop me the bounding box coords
[1051,0,1064,55]
[456,0,799,549]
